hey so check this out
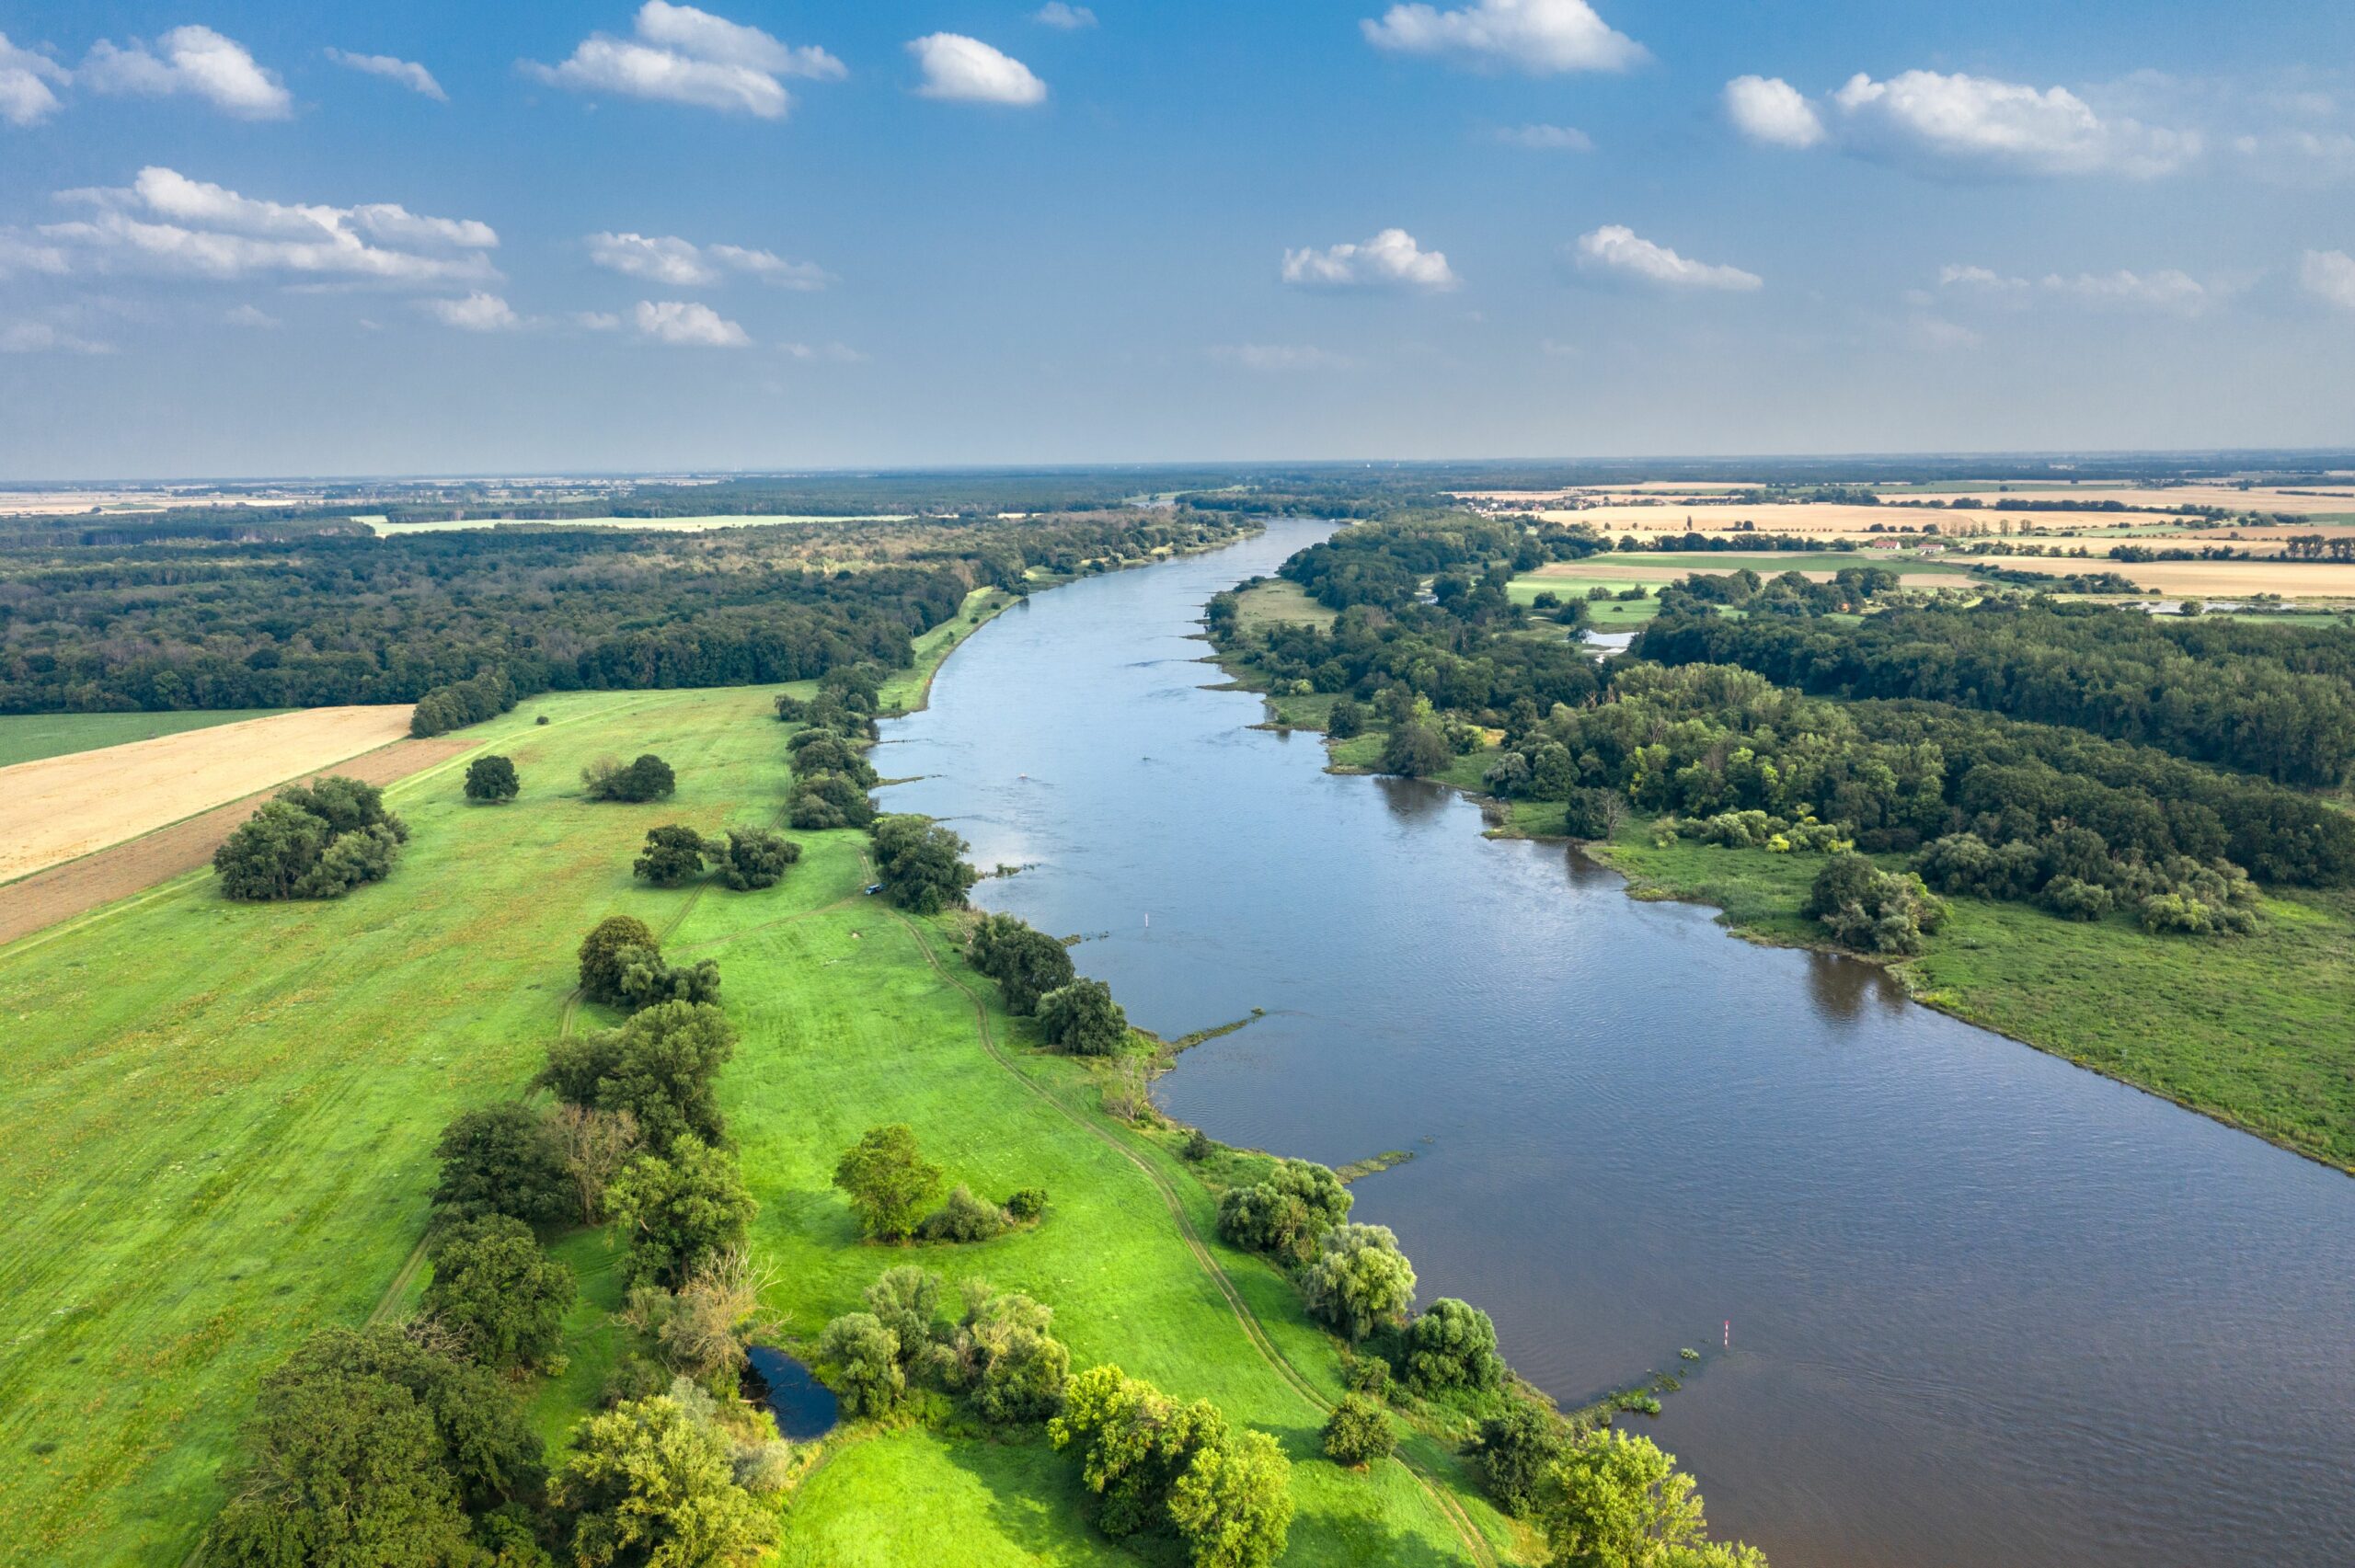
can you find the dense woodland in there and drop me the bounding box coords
[0,509,1247,715]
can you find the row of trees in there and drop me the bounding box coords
[813,1265,1073,1425]
[632,824,802,889]
[213,775,408,901]
[410,668,517,738]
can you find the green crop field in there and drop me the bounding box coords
[0,592,1517,1566]
[0,709,291,768]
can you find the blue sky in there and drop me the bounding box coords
[0,0,2350,476]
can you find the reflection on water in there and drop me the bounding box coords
[881,522,2355,1568]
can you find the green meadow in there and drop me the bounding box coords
[0,708,291,769]
[0,595,1517,1565]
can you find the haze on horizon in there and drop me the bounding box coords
[0,0,2350,478]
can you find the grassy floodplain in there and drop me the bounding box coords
[0,709,291,769]
[0,586,1516,1565]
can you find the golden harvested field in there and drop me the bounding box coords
[1526,557,1984,590]
[0,705,416,883]
[1923,485,2355,516]
[362,513,909,535]
[1995,557,2355,597]
[1533,501,2039,538]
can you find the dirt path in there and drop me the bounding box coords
[0,736,472,950]
[888,907,1499,1568]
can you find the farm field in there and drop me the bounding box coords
[362,512,910,534]
[1522,554,1983,590]
[0,709,290,769]
[1992,555,2355,597]
[1230,576,1337,631]
[0,705,416,884]
[0,605,1511,1566]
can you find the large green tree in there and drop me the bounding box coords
[463,754,520,803]
[541,1001,736,1155]
[633,825,713,887]
[422,1217,576,1371]
[552,1395,774,1568]
[1036,977,1129,1057]
[1303,1224,1417,1343]
[870,814,978,913]
[605,1135,757,1288]
[832,1123,944,1242]
[577,915,661,1006]
[431,1103,575,1232]
[1537,1428,1767,1568]
[1214,1159,1351,1264]
[966,913,1076,1014]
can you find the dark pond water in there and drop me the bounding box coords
[880,522,2355,1568]
[743,1346,839,1441]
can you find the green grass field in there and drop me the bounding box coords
[0,591,1517,1565]
[0,709,291,768]
[1231,578,1338,632]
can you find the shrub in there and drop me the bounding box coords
[773,693,809,722]
[787,771,874,830]
[612,945,723,1012]
[633,824,712,887]
[1215,1159,1351,1264]
[815,1313,904,1415]
[1182,1128,1213,1162]
[871,815,978,913]
[1475,1395,1565,1516]
[577,914,661,1004]
[2040,876,2115,921]
[1037,977,1128,1056]
[864,1266,945,1365]
[957,1284,1071,1424]
[1403,1298,1504,1393]
[717,827,800,890]
[422,1216,575,1371]
[431,1103,575,1232]
[833,1124,944,1242]
[582,753,675,803]
[464,754,520,803]
[1304,1224,1417,1343]
[1327,697,1365,739]
[213,777,407,900]
[1050,1366,1292,1567]
[919,1185,1010,1243]
[1005,1187,1048,1222]
[1321,1393,1395,1467]
[967,913,1076,1014]
[1537,1428,1763,1568]
[1804,853,1948,956]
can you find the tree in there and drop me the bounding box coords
[917,1185,1010,1242]
[1537,1428,1767,1568]
[1380,719,1452,779]
[634,825,712,887]
[1404,1298,1504,1393]
[1327,697,1365,739]
[1304,1224,1417,1343]
[422,1216,576,1371]
[814,1312,905,1415]
[431,1104,575,1232]
[1050,1365,1230,1540]
[717,827,800,890]
[864,1266,945,1365]
[1168,1428,1294,1568]
[544,1001,736,1155]
[605,1135,757,1289]
[787,771,874,830]
[871,814,977,913]
[966,913,1076,1014]
[1804,853,1948,956]
[1037,977,1128,1057]
[205,1326,543,1567]
[1215,1160,1351,1264]
[578,915,661,1005]
[1321,1392,1395,1467]
[583,754,676,804]
[647,1250,764,1385]
[612,944,723,1012]
[464,754,520,803]
[552,1395,774,1568]
[959,1285,1070,1424]
[833,1123,944,1242]
[213,778,408,901]
[553,1104,642,1224]
[1476,1395,1565,1516]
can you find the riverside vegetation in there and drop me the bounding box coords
[1212,510,2355,1171]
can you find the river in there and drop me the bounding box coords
[879,521,2355,1568]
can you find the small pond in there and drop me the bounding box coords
[742,1346,839,1441]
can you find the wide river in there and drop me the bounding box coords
[880,521,2355,1568]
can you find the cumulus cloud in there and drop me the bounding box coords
[0,232,70,278]
[1573,226,1761,292]
[33,166,499,287]
[1729,69,2200,178]
[0,32,69,126]
[1,318,112,354]
[1033,4,1097,28]
[781,340,867,362]
[324,48,446,101]
[224,303,281,328]
[2301,249,2355,312]
[1497,123,1591,151]
[1724,74,1823,149]
[1362,0,1644,75]
[81,26,291,120]
[588,231,828,290]
[1282,228,1459,292]
[1938,262,2217,315]
[1210,343,1356,372]
[633,299,750,346]
[422,292,522,331]
[908,34,1047,106]
[527,3,843,120]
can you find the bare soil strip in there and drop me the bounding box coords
[0,737,470,949]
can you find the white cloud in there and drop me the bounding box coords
[527,3,842,120]
[422,292,521,331]
[2234,130,2355,185]
[1832,71,2198,177]
[1497,123,1591,151]
[1210,344,1355,372]
[908,35,1047,106]
[587,231,827,290]
[1724,75,1824,149]
[633,299,750,346]
[2301,249,2355,312]
[0,319,111,354]
[1033,4,1098,29]
[575,311,624,331]
[0,32,69,126]
[1361,0,1644,75]
[1573,225,1761,292]
[224,303,280,328]
[0,232,69,278]
[1938,262,2216,315]
[324,48,446,102]
[781,340,867,362]
[35,166,499,287]
[81,26,291,120]
[1282,228,1459,292]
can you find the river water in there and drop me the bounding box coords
[880,521,2355,1568]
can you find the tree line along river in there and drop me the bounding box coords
[880,521,2355,1568]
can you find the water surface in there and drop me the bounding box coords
[882,523,2355,1568]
